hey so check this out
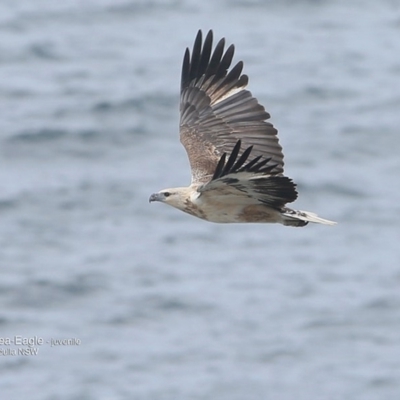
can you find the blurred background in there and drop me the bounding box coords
[0,1,399,399]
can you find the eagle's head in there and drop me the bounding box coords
[149,187,192,211]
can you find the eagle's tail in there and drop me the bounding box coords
[281,208,336,227]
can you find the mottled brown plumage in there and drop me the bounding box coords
[149,30,336,226]
[180,30,283,185]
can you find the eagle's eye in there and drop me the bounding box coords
[164,192,171,197]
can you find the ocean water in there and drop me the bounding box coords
[1,0,400,399]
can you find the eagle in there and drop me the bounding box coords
[149,30,336,227]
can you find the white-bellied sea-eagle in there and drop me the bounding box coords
[149,30,336,227]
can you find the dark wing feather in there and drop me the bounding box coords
[211,140,277,180]
[180,30,284,184]
[201,139,297,208]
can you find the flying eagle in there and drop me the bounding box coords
[149,30,336,227]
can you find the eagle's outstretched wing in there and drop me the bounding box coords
[198,140,298,209]
[180,30,284,185]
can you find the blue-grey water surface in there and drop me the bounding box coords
[1,1,400,399]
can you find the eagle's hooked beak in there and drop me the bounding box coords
[149,193,161,203]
